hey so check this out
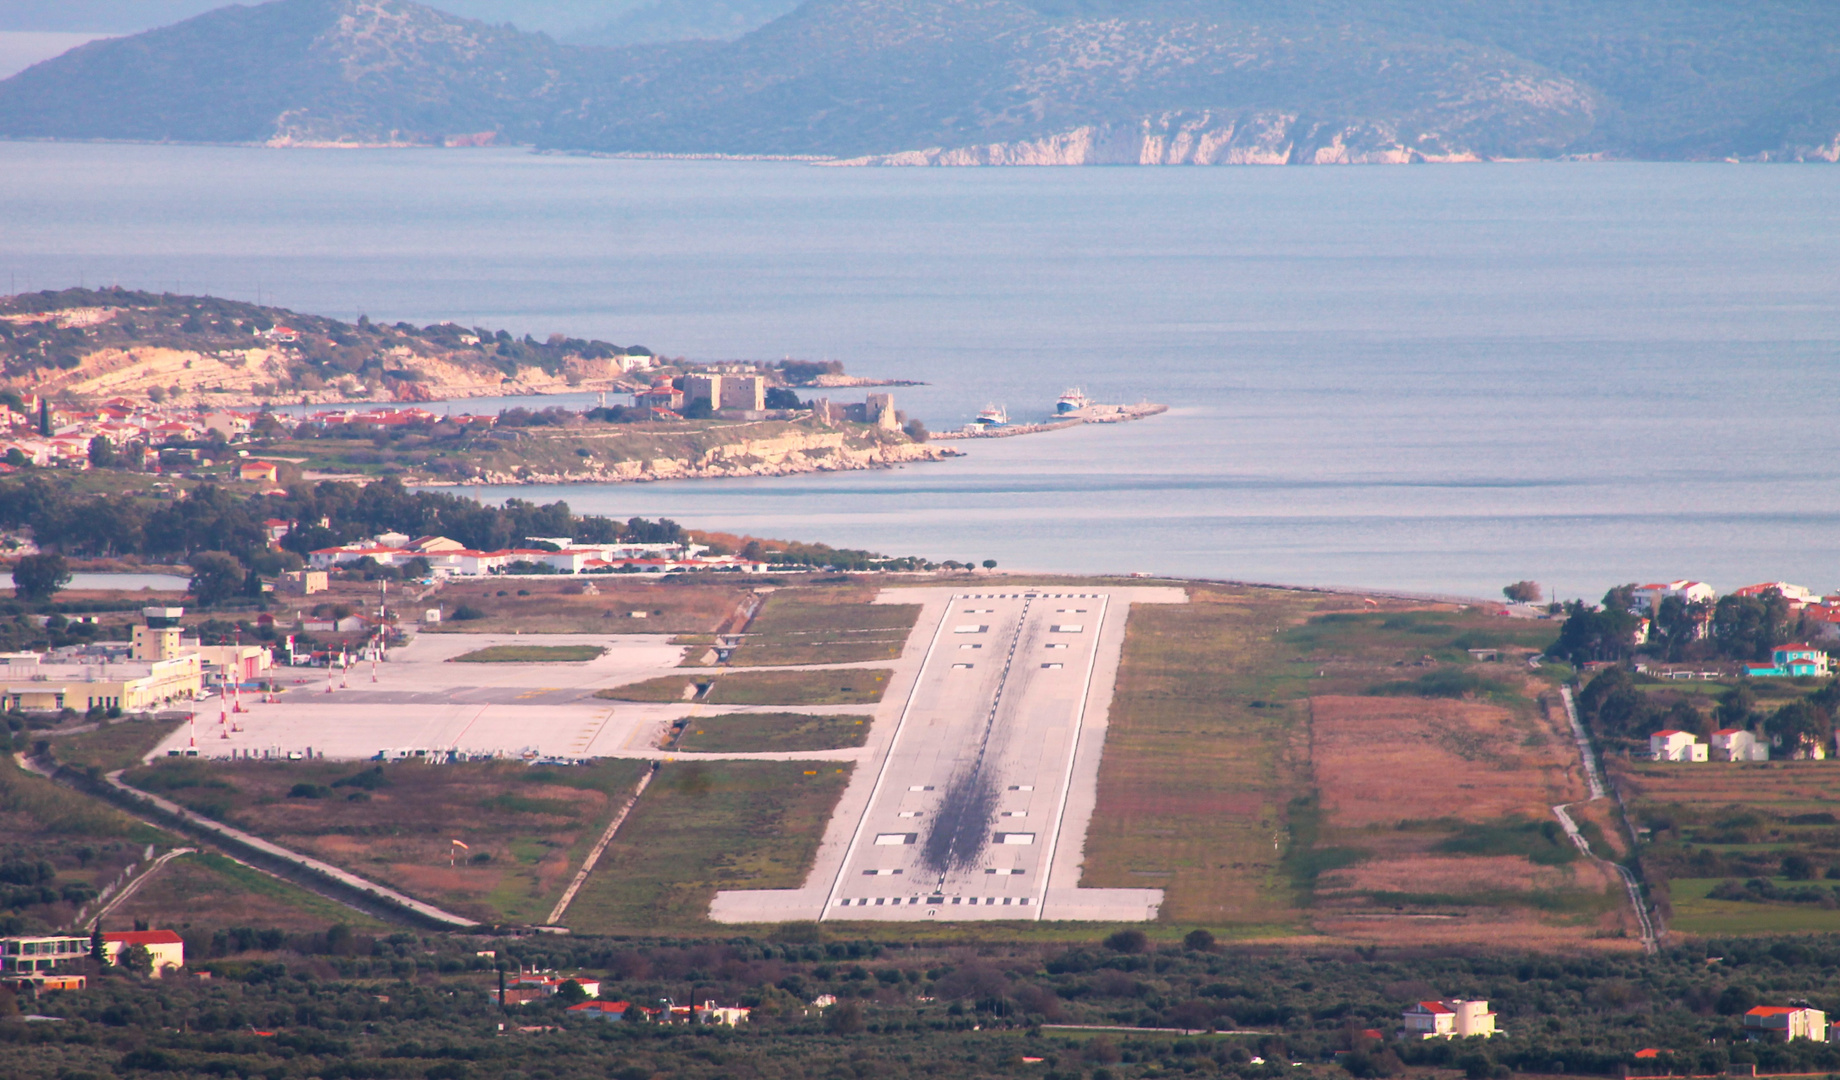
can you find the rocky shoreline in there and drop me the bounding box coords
[446,435,960,487]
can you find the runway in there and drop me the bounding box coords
[821,588,1108,917]
[712,584,1183,923]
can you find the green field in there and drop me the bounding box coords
[725,591,921,666]
[111,850,391,933]
[674,712,872,752]
[1082,587,1328,930]
[450,644,606,663]
[598,669,892,706]
[563,761,852,933]
[1665,877,1840,934]
[43,717,185,773]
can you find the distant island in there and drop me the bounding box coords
[0,0,1835,164]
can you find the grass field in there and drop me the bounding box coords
[1082,586,1331,932]
[1083,590,1633,947]
[42,717,185,773]
[1615,757,1840,935]
[450,644,606,663]
[673,712,872,752]
[118,758,649,924]
[108,850,390,933]
[424,577,747,634]
[598,669,892,706]
[1664,876,1840,934]
[725,588,921,666]
[563,761,852,933]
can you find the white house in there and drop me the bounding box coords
[103,929,185,977]
[1650,730,1708,762]
[1403,999,1496,1040]
[1744,1006,1827,1043]
[1632,581,1718,614]
[1710,728,1769,763]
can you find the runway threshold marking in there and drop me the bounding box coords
[819,595,955,921]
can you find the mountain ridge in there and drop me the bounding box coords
[0,0,1835,162]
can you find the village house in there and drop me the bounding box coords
[1733,582,1820,608]
[1743,1006,1828,1043]
[694,1000,752,1026]
[1745,645,1831,680]
[1403,999,1496,1039]
[1710,728,1769,762]
[238,459,280,483]
[280,569,329,596]
[566,1000,636,1021]
[490,974,601,1006]
[1649,730,1708,763]
[102,929,186,977]
[1632,581,1718,614]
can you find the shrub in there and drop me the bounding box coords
[1104,929,1148,954]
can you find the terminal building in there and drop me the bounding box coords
[0,608,230,714]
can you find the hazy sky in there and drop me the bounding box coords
[0,1,651,35]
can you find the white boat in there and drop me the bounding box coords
[1056,387,1090,414]
[975,404,1008,426]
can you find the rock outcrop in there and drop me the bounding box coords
[462,430,954,486]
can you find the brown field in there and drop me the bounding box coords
[120,758,648,924]
[420,577,750,634]
[1306,693,1633,948]
[1310,695,1581,827]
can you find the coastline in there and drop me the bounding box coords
[430,436,960,487]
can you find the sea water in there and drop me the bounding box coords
[3,143,1837,599]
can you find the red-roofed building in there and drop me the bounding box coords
[1404,999,1496,1039]
[103,929,184,977]
[1743,1005,1827,1042]
[567,1000,632,1021]
[1732,582,1818,609]
[1634,1048,1662,1059]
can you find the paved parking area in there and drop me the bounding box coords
[152,634,689,761]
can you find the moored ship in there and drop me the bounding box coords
[1055,387,1090,414]
[975,404,1009,426]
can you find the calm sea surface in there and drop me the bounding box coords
[4,143,1837,599]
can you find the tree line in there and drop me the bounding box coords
[1550,585,1814,666]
